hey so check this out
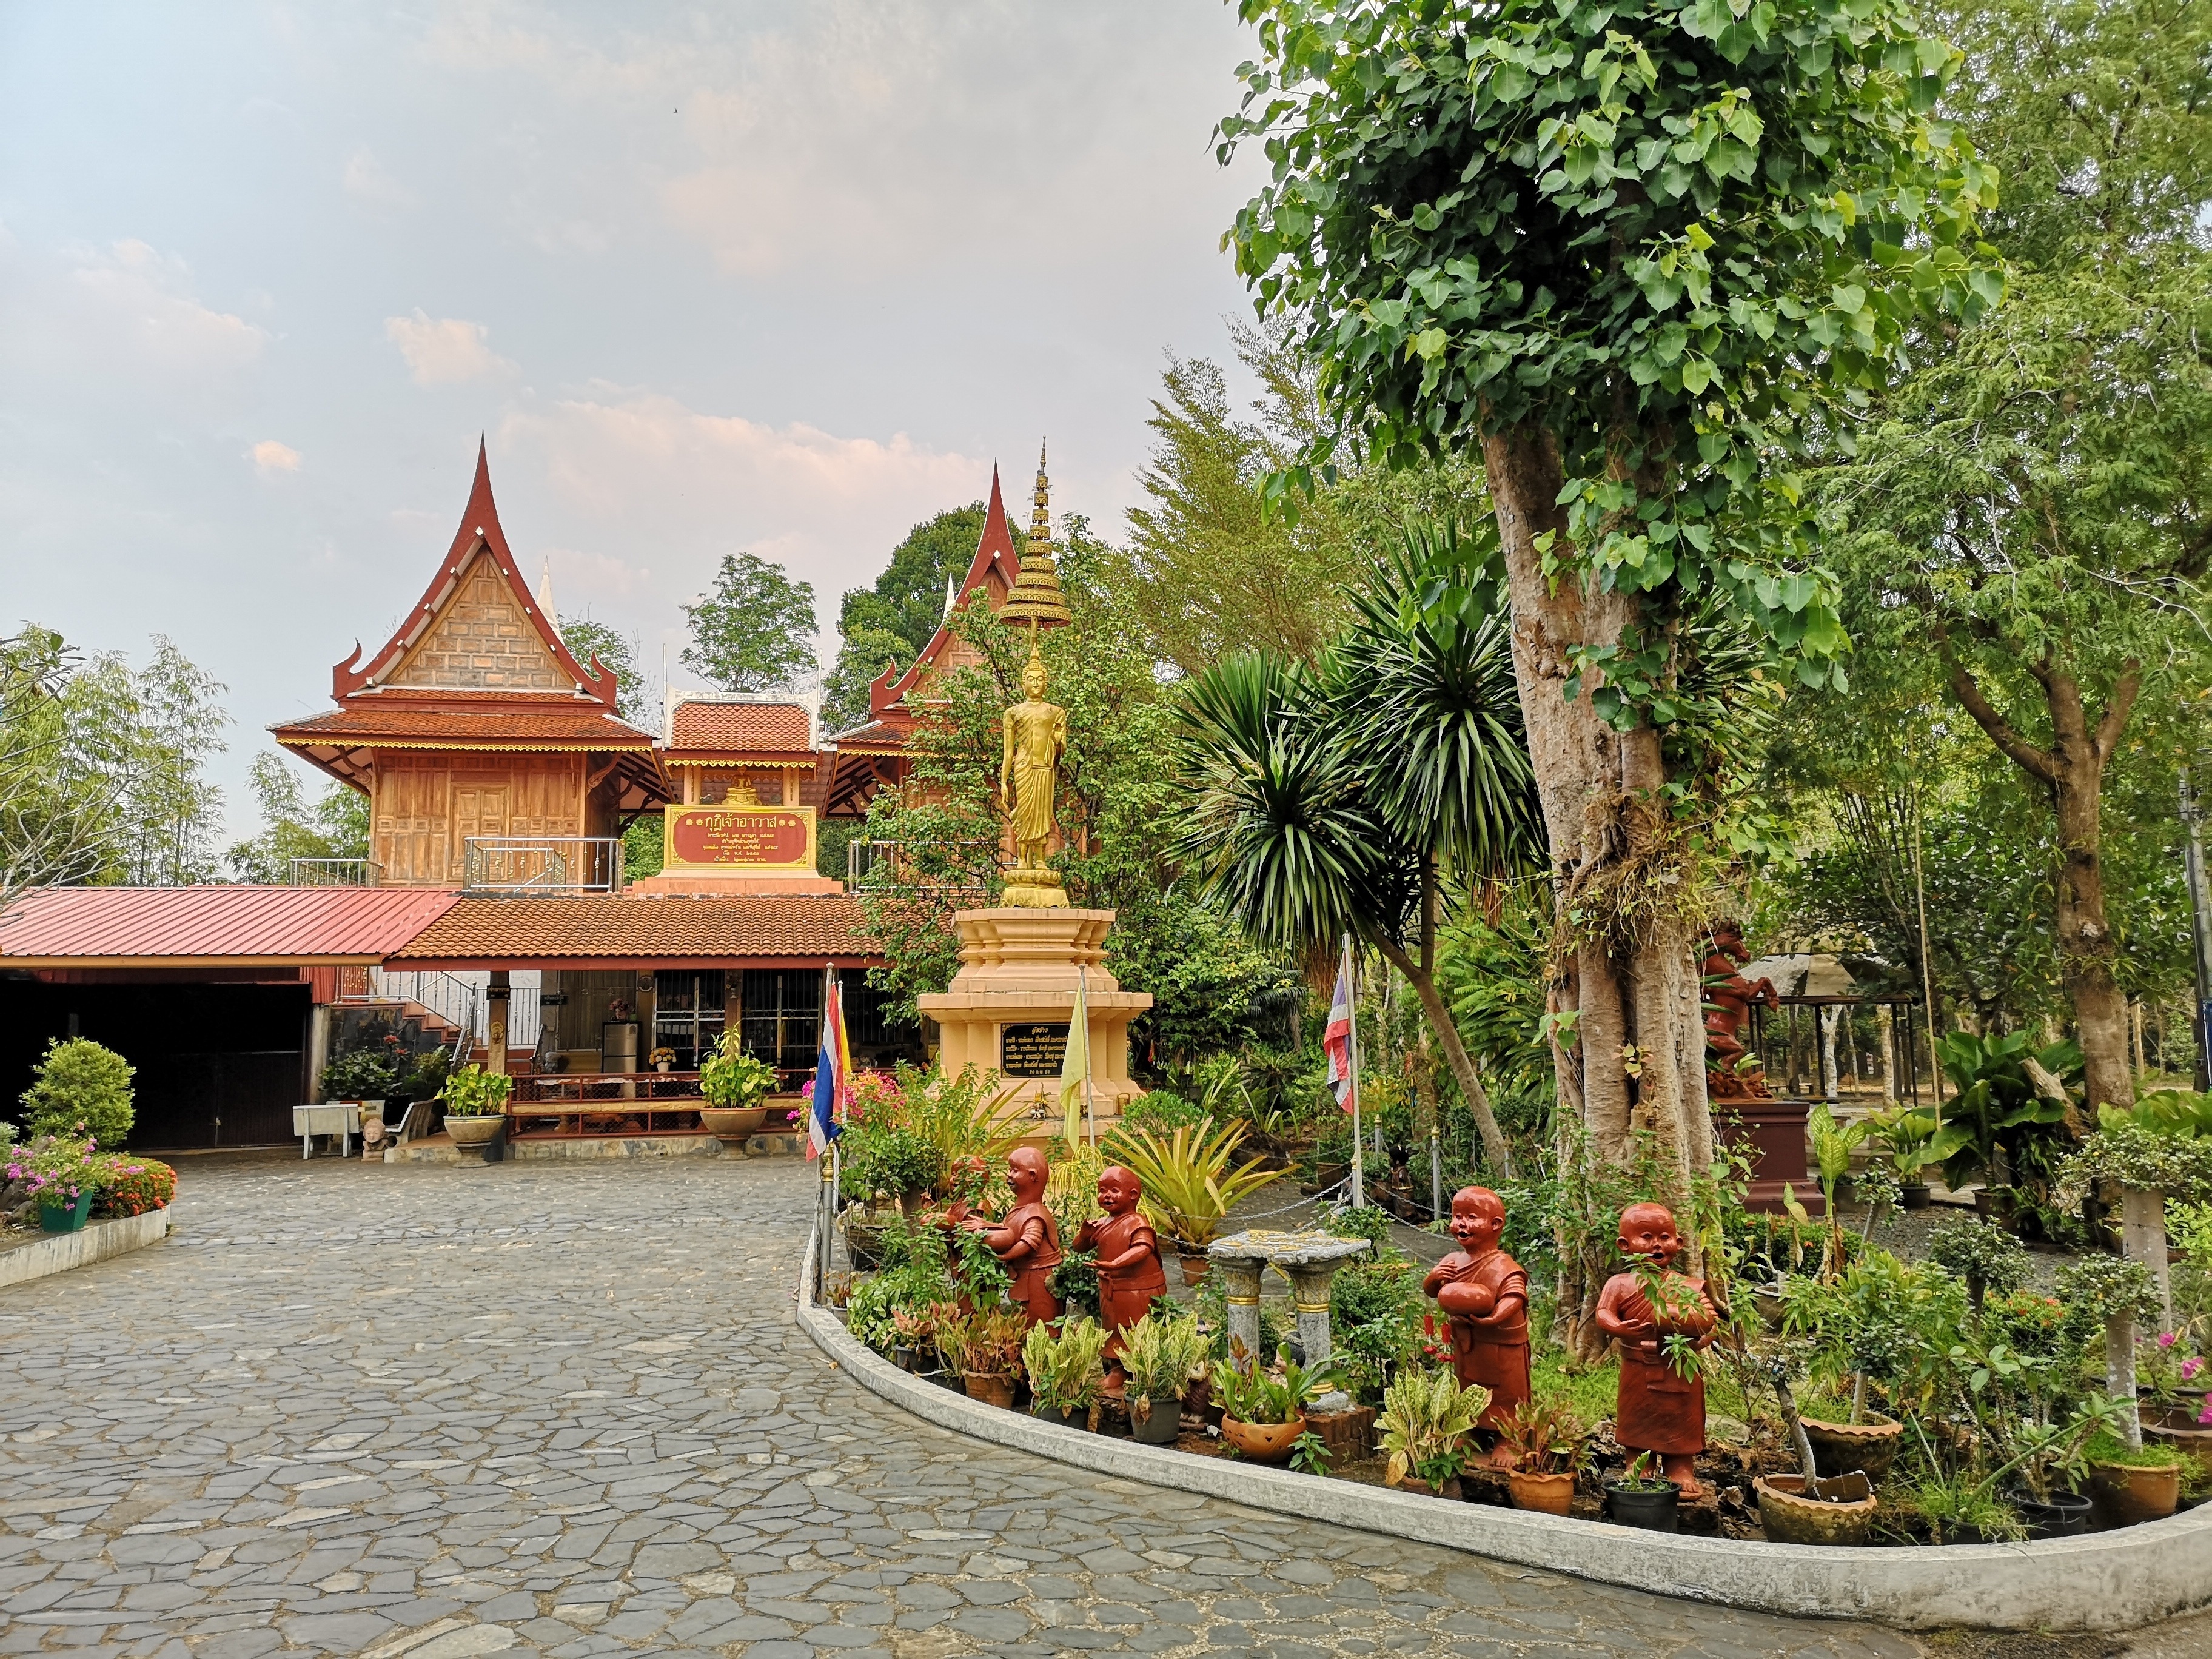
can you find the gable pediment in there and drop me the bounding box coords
[387,548,571,692]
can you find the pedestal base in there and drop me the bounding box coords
[1713,1097,1823,1216]
[916,908,1151,1129]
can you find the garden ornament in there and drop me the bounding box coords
[1071,1164,1168,1384]
[1596,1201,1718,1495]
[1420,1185,1530,1463]
[958,1145,1065,1328]
[1702,920,1778,1100]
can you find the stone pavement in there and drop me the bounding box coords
[0,1155,2182,1659]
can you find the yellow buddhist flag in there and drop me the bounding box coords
[1059,969,1090,1145]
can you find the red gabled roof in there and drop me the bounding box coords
[272,703,657,750]
[386,894,872,969]
[862,464,1022,722]
[330,440,620,709]
[666,700,814,757]
[0,886,461,968]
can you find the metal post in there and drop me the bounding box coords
[1429,1128,1443,1221]
[1080,965,1095,1147]
[1346,939,1366,1211]
[2182,767,2212,1091]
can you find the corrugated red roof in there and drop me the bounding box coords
[272,704,657,748]
[388,894,871,967]
[666,701,813,756]
[0,886,461,965]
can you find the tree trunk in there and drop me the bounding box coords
[1374,938,1515,1178]
[2121,1184,2174,1333]
[1484,426,1711,1349]
[1943,648,2139,1114]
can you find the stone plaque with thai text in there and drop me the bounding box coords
[999,1022,1069,1078]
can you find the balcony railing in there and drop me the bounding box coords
[289,857,384,887]
[461,837,624,896]
[846,838,998,893]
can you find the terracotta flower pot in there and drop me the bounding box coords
[963,1373,1016,1409]
[1755,1475,1876,1546]
[700,1105,768,1144]
[1507,1470,1575,1515]
[444,1114,503,1148]
[2088,1461,2180,1529]
[2140,1403,2212,1459]
[1220,1416,1302,1463]
[1178,1252,1210,1287]
[1800,1413,1903,1484]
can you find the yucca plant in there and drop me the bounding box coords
[1102,1114,1278,1251]
[1375,1365,1490,1490]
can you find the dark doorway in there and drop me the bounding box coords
[0,979,310,1148]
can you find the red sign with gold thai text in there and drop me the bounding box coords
[665,807,814,869]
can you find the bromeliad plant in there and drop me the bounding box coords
[1375,1365,1491,1491]
[1103,1116,1278,1252]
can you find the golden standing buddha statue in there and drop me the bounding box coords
[997,443,1075,909]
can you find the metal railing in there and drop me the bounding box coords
[461,837,624,896]
[288,857,384,887]
[846,838,998,891]
[343,968,544,1057]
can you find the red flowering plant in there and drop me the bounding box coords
[1419,1312,1455,1368]
[92,1156,176,1217]
[7,1124,101,1214]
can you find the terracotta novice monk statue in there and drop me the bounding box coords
[1421,1186,1532,1465]
[1595,1201,1718,1495]
[957,1145,1064,1329]
[1071,1164,1167,1389]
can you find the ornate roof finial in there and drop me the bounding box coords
[1000,438,1072,634]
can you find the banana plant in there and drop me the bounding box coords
[1934,1031,2079,1195]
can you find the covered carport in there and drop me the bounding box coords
[0,886,458,1148]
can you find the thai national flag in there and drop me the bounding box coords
[807,973,848,1161]
[1324,940,1355,1114]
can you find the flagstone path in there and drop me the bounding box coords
[0,1153,2188,1659]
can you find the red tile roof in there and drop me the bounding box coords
[0,886,461,966]
[272,703,657,749]
[666,700,814,756]
[386,894,873,968]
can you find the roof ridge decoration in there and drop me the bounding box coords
[863,460,1025,721]
[330,439,620,709]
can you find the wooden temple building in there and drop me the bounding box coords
[0,442,1072,1150]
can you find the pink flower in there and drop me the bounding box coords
[2159,1331,2179,1349]
[2185,1358,2206,1382]
[2199,1399,2212,1427]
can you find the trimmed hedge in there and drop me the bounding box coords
[92,1156,176,1218]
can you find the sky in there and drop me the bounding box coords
[0,2,1268,838]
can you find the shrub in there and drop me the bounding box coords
[7,1130,100,1209]
[21,1038,135,1147]
[92,1155,176,1216]
[441,1063,513,1117]
[1121,1091,1209,1138]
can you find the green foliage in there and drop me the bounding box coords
[224,752,370,883]
[699,1033,777,1110]
[2055,1255,2160,1330]
[1926,1215,2029,1306]
[1220,0,2000,717]
[1118,1309,1212,1403]
[1375,1364,1489,1489]
[320,1041,409,1103]
[1934,1030,2077,1195]
[1102,1115,1278,1250]
[680,551,817,693]
[1435,882,1555,1108]
[840,1127,943,1202]
[1495,1398,1595,1477]
[21,1037,135,1147]
[821,501,990,734]
[847,1225,955,1353]
[1288,1429,1333,1474]
[1023,1316,1110,1414]
[557,615,652,726]
[440,1063,512,1118]
[1212,1346,1344,1426]
[1781,1248,1967,1392]
[2060,1120,2212,1207]
[1120,1091,1209,1139]
[2113,1091,2212,1142]
[1866,1106,1970,1183]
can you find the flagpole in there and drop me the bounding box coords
[1346,935,1365,1210]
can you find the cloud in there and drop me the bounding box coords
[383,309,515,384]
[494,387,986,662]
[47,240,269,376]
[249,440,301,472]
[342,146,416,211]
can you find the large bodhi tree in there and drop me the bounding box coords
[1218,0,2000,1198]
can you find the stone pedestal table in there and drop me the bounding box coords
[1207,1228,1372,1413]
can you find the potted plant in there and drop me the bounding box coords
[1756,1366,1879,1544]
[1605,1452,1688,1532]
[1777,1250,1948,1481]
[1933,1030,2077,1213]
[8,1128,101,1233]
[1023,1316,1108,1428]
[698,1034,778,1144]
[1867,1106,1967,1210]
[440,1063,512,1148]
[939,1307,1028,1409]
[1118,1310,1210,1445]
[1992,1399,2127,1538]
[1103,1117,1277,1284]
[1374,1364,1490,1496]
[1495,1399,1591,1515]
[1213,1347,1346,1463]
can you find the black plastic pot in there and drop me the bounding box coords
[1899,1182,1932,1210]
[2009,1488,2090,1539]
[1129,1396,1181,1445]
[1605,1481,1680,1532]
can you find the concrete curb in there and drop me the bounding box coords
[796,1216,2212,1632]
[0,1204,174,1292]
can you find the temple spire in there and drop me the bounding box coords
[1028,440,1052,562]
[1000,438,1072,634]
